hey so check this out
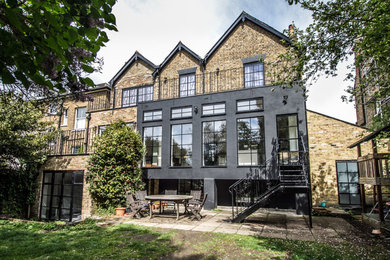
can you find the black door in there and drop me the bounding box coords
[40,171,83,222]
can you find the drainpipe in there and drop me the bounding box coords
[57,99,64,130]
[84,113,91,154]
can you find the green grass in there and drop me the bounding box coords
[0,219,176,259]
[1,219,389,259]
[195,233,389,260]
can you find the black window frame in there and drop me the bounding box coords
[143,110,162,122]
[237,116,266,166]
[122,88,137,107]
[276,114,299,165]
[336,160,360,205]
[171,106,193,119]
[236,98,264,113]
[143,126,162,168]
[244,62,265,88]
[179,73,196,97]
[170,123,193,167]
[40,171,84,222]
[122,85,154,107]
[202,102,226,117]
[202,120,227,167]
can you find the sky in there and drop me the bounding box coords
[90,0,357,124]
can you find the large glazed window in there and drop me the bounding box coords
[143,126,162,167]
[277,114,299,165]
[237,98,263,112]
[336,161,360,205]
[202,103,225,116]
[237,117,265,166]
[75,107,86,130]
[179,73,196,97]
[40,171,83,222]
[122,88,137,107]
[138,85,154,103]
[171,124,192,166]
[202,120,226,166]
[244,62,264,88]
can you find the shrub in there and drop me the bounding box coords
[87,120,144,209]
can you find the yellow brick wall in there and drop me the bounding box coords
[307,110,371,206]
[158,50,202,100]
[206,20,287,72]
[113,60,155,108]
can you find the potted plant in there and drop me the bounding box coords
[115,206,126,216]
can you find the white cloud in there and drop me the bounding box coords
[91,0,356,124]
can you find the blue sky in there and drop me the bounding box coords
[91,0,356,123]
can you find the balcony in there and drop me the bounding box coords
[47,128,99,156]
[113,66,279,108]
[87,90,111,112]
[358,153,390,185]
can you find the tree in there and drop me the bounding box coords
[0,93,57,216]
[0,0,117,97]
[87,121,145,209]
[279,0,390,130]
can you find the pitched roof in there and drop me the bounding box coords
[109,51,157,86]
[204,11,291,62]
[153,41,202,77]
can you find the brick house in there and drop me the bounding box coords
[35,11,369,222]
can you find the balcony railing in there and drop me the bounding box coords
[112,66,279,108]
[87,91,111,112]
[358,153,390,185]
[47,128,99,156]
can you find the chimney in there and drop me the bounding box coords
[288,23,297,41]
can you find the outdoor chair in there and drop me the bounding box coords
[134,190,149,208]
[125,193,147,218]
[164,189,177,212]
[188,190,202,205]
[187,193,208,220]
[368,202,390,220]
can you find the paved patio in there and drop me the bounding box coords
[98,208,369,243]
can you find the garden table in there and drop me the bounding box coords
[145,195,193,220]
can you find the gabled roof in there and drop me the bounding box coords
[153,41,202,77]
[204,11,291,62]
[109,51,157,86]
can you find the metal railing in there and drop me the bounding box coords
[229,135,309,220]
[87,91,111,112]
[114,66,279,107]
[47,128,99,156]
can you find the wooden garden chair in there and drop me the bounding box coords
[187,193,208,220]
[164,189,177,212]
[134,190,149,208]
[125,193,146,218]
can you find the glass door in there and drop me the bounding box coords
[40,171,84,222]
[336,161,360,205]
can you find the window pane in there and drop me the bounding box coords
[202,120,226,166]
[244,62,264,88]
[171,124,192,166]
[237,117,265,165]
[144,126,162,167]
[180,74,196,97]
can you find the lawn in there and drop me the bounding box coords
[0,219,388,259]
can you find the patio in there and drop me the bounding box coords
[97,207,371,243]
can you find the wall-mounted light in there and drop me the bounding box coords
[216,68,220,75]
[283,95,288,105]
[164,77,167,84]
[194,106,199,114]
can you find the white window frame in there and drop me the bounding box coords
[74,107,86,130]
[62,109,68,126]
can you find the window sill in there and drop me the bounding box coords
[142,167,162,169]
[201,166,227,168]
[201,113,226,118]
[169,166,192,169]
[236,109,264,114]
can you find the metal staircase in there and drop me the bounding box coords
[229,136,311,224]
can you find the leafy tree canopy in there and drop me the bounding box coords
[0,0,117,96]
[87,121,145,209]
[279,0,390,130]
[0,93,57,216]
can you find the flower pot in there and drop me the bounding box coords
[115,207,126,217]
